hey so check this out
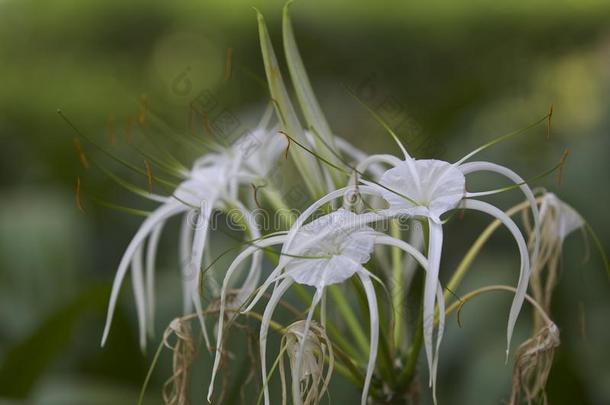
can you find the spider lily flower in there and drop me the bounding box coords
[101,123,286,350]
[208,194,442,404]
[338,135,542,397]
[279,320,334,405]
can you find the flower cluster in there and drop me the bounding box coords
[96,5,607,405]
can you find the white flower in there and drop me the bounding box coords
[538,192,584,242]
[101,121,286,350]
[343,140,541,401]
[208,201,441,405]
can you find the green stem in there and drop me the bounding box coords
[328,285,370,356]
[391,219,403,349]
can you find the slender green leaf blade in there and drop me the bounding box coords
[256,10,325,198]
[282,2,344,184]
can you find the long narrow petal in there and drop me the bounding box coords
[432,282,445,405]
[190,199,216,348]
[208,235,287,401]
[423,219,443,386]
[145,222,164,337]
[358,273,379,405]
[460,161,540,265]
[131,244,146,351]
[230,201,263,304]
[179,213,194,314]
[260,278,293,405]
[462,199,531,358]
[294,288,323,405]
[375,234,446,403]
[101,202,185,346]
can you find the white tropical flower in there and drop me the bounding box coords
[353,140,541,399]
[101,119,286,350]
[208,197,443,404]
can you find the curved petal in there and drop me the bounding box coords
[358,273,379,405]
[423,219,443,386]
[460,161,540,266]
[145,221,164,337]
[179,213,194,315]
[208,235,287,401]
[260,278,293,405]
[462,199,531,358]
[294,288,323,404]
[230,201,263,304]
[131,244,146,351]
[101,202,185,346]
[190,199,216,348]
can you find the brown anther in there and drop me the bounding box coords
[224,47,233,81]
[546,104,554,140]
[75,176,85,213]
[278,130,291,159]
[73,137,90,169]
[556,148,569,186]
[144,159,153,193]
[138,94,148,126]
[251,183,262,209]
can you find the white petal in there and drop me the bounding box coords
[459,161,541,267]
[287,256,367,288]
[208,235,287,402]
[540,193,584,240]
[131,244,146,351]
[423,219,443,386]
[145,222,164,337]
[190,199,216,348]
[179,213,194,315]
[378,159,465,222]
[101,202,185,346]
[294,289,323,398]
[358,273,379,405]
[260,278,293,405]
[462,199,530,358]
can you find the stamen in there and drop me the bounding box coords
[455,114,550,165]
[251,183,263,208]
[138,94,148,126]
[144,159,153,193]
[278,130,292,160]
[546,104,554,140]
[345,85,410,159]
[556,148,569,186]
[75,176,85,213]
[224,47,234,81]
[73,137,90,169]
[57,109,179,190]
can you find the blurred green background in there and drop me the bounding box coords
[1,0,609,404]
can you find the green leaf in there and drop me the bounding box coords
[256,10,326,198]
[282,2,344,185]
